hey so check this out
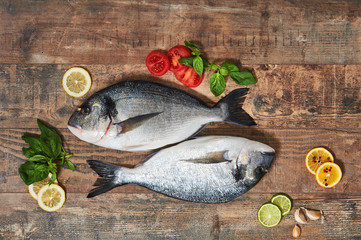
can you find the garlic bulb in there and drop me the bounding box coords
[295,208,308,224]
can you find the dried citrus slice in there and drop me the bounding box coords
[315,162,342,188]
[270,193,292,216]
[28,174,58,200]
[37,184,66,212]
[305,147,334,175]
[62,67,91,98]
[257,203,282,227]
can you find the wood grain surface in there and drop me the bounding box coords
[0,0,360,239]
[1,0,361,65]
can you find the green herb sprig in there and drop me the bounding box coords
[18,119,75,185]
[179,41,257,97]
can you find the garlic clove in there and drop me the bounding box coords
[303,208,323,221]
[292,224,301,238]
[295,208,308,224]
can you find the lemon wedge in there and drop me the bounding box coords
[28,174,58,200]
[316,162,342,188]
[305,147,334,175]
[37,184,66,212]
[62,67,92,98]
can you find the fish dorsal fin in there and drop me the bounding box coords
[183,151,231,164]
[114,112,162,134]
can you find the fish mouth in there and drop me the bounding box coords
[67,120,80,129]
[67,122,82,136]
[261,151,275,170]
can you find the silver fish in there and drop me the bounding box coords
[68,80,255,152]
[87,136,275,203]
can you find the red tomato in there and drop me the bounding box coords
[174,66,204,88]
[167,46,192,72]
[145,52,170,76]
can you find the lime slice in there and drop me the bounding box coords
[257,203,282,227]
[271,193,292,216]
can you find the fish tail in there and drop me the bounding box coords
[215,88,256,126]
[87,160,124,198]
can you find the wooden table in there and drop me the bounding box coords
[1,1,360,239]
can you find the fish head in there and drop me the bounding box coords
[67,95,112,143]
[235,143,275,185]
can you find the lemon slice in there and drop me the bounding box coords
[257,203,282,228]
[305,147,334,175]
[28,174,58,200]
[37,184,66,212]
[316,162,342,188]
[62,67,91,98]
[270,193,292,216]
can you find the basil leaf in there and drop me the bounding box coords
[65,160,75,170]
[230,72,257,85]
[209,64,219,70]
[222,62,240,72]
[18,162,49,185]
[18,119,76,186]
[61,154,65,165]
[38,119,62,158]
[22,135,44,154]
[220,67,229,76]
[179,57,194,68]
[210,73,226,97]
[184,41,199,51]
[28,155,48,162]
[49,170,57,185]
[22,147,37,159]
[203,59,211,69]
[193,56,204,77]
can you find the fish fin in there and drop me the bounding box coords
[114,112,162,134]
[184,151,231,164]
[135,151,159,167]
[215,88,256,126]
[87,160,123,198]
[185,124,207,140]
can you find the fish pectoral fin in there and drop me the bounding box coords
[113,112,162,134]
[183,151,231,164]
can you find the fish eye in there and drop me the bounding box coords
[80,107,91,115]
[255,166,264,175]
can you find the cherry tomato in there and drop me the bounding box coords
[167,46,192,72]
[174,66,204,88]
[145,52,170,76]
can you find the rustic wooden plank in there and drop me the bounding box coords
[0,64,360,129]
[1,1,359,239]
[0,193,360,239]
[0,0,360,64]
[2,127,360,195]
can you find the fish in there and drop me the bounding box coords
[87,136,275,203]
[68,80,256,152]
